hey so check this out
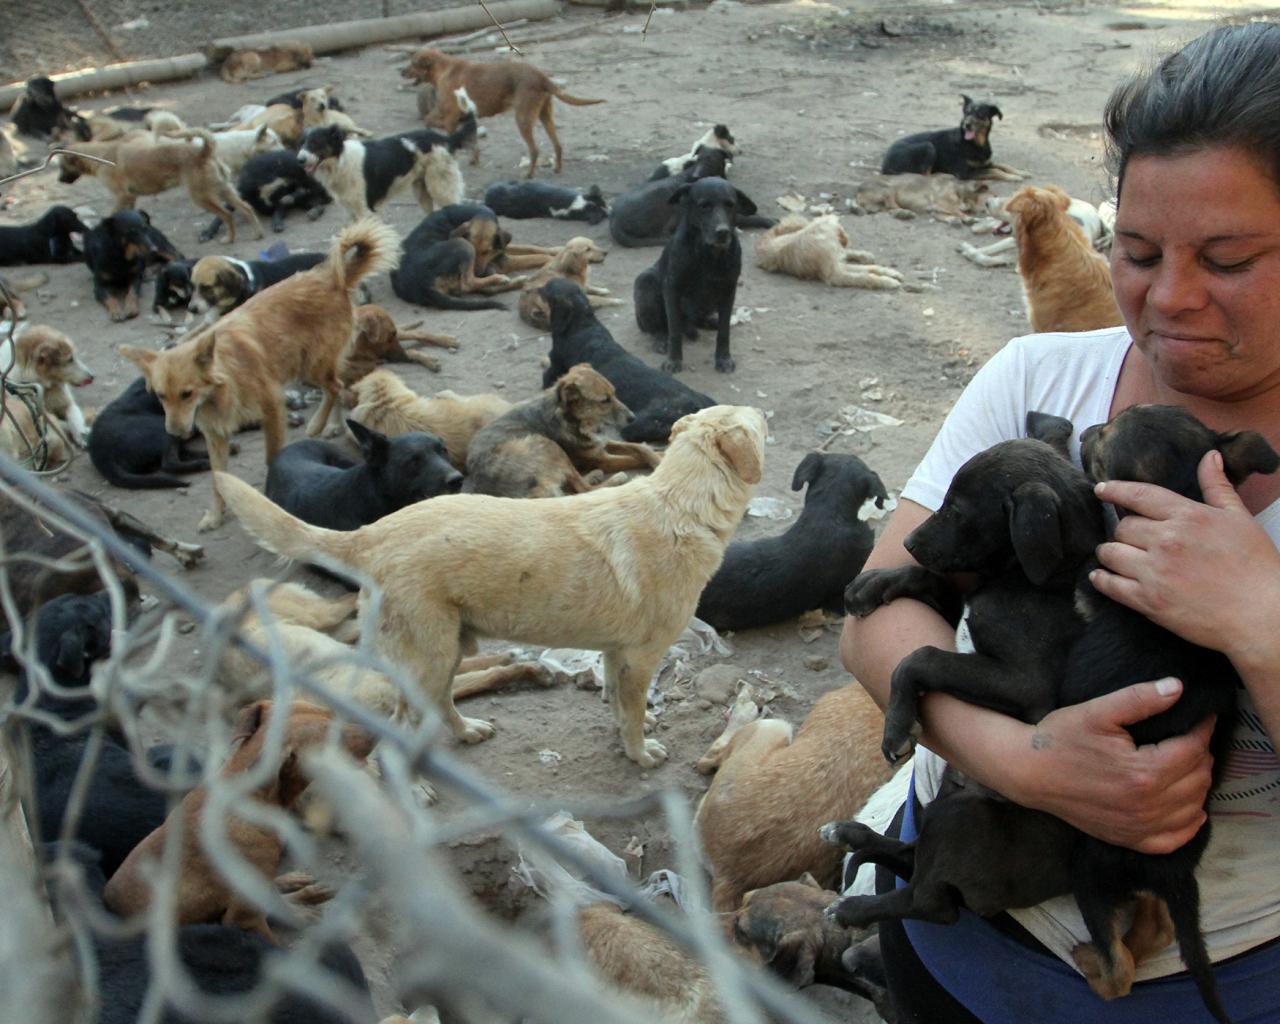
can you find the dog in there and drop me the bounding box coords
[220,41,314,83]
[82,209,161,321]
[995,184,1123,333]
[10,76,84,139]
[482,180,609,225]
[696,452,886,631]
[150,257,197,324]
[0,323,94,446]
[103,699,375,941]
[298,87,370,138]
[754,214,904,290]
[57,131,264,243]
[296,114,476,222]
[213,403,765,765]
[463,364,660,498]
[959,191,1115,268]
[88,376,215,489]
[197,124,281,175]
[0,205,88,266]
[402,48,605,177]
[541,278,715,443]
[187,251,327,325]
[229,149,333,235]
[848,173,989,222]
[0,391,70,469]
[881,95,1025,180]
[651,124,738,180]
[346,369,511,470]
[339,304,458,390]
[518,236,618,330]
[265,87,346,111]
[401,201,562,276]
[120,217,400,531]
[391,230,523,311]
[694,682,894,914]
[634,176,753,373]
[608,147,732,248]
[2,588,114,690]
[265,419,461,530]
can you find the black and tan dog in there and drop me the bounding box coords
[391,225,521,311]
[881,95,1024,181]
[0,205,88,266]
[83,211,159,321]
[463,363,660,497]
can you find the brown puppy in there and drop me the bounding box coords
[298,87,371,137]
[120,218,400,532]
[518,236,619,330]
[103,699,375,941]
[402,49,604,177]
[0,396,69,470]
[220,41,314,84]
[1,324,94,446]
[754,215,904,290]
[339,304,459,391]
[346,368,511,470]
[464,363,661,498]
[57,131,264,242]
[694,683,893,913]
[213,403,766,766]
[1004,184,1124,333]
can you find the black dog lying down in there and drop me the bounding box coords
[634,176,754,373]
[540,278,715,444]
[265,419,461,531]
[89,376,213,489]
[227,150,333,236]
[828,405,1279,1024]
[10,76,85,139]
[0,204,88,266]
[609,147,741,248]
[483,180,609,225]
[697,452,887,632]
[650,124,738,180]
[881,94,1021,181]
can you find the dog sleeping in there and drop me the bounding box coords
[213,403,766,767]
[754,215,904,291]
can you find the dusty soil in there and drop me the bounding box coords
[4,1,1275,1019]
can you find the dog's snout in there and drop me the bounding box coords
[445,472,464,493]
[714,226,733,245]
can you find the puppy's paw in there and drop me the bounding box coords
[818,819,873,850]
[824,896,871,930]
[844,567,906,617]
[197,510,223,532]
[880,724,919,766]
[715,354,736,373]
[457,716,495,743]
[660,358,683,374]
[629,738,668,768]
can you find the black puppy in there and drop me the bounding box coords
[89,377,212,488]
[881,95,1010,179]
[540,278,714,443]
[697,452,887,631]
[265,420,461,530]
[483,181,609,225]
[151,258,197,324]
[82,210,159,321]
[2,590,114,689]
[0,205,88,266]
[219,150,333,236]
[10,76,86,139]
[608,146,730,248]
[633,176,754,373]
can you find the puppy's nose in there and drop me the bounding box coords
[445,472,463,493]
[714,226,732,245]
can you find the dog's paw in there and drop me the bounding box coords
[819,819,872,850]
[644,709,657,730]
[661,358,683,374]
[715,355,736,373]
[197,510,223,533]
[843,567,906,617]
[629,738,668,768]
[457,716,495,743]
[880,723,920,766]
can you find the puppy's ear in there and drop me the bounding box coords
[1025,411,1074,459]
[961,94,974,112]
[118,345,156,374]
[791,451,823,492]
[717,423,763,485]
[1217,429,1280,485]
[1008,481,1065,586]
[348,418,388,465]
[733,189,758,217]
[230,700,271,747]
[669,183,694,206]
[193,331,218,372]
[991,105,1004,120]
[767,930,822,988]
[54,632,86,682]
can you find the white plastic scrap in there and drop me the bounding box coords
[746,496,793,520]
[512,811,629,907]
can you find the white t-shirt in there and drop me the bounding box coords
[901,326,1280,979]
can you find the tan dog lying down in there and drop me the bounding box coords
[849,172,988,222]
[518,236,620,330]
[213,404,766,767]
[103,700,374,941]
[754,215,903,290]
[695,682,893,913]
[339,304,459,388]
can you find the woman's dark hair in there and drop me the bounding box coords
[1104,22,1280,195]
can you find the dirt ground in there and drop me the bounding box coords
[3,0,1275,1019]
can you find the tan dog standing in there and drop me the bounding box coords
[518,237,620,329]
[213,404,766,767]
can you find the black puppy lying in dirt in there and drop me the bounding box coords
[0,205,88,266]
[634,176,755,373]
[225,150,333,236]
[697,452,887,632]
[881,94,1023,181]
[540,278,715,443]
[608,146,728,248]
[89,376,214,488]
[483,180,609,225]
[265,419,461,530]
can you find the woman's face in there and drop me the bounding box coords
[1112,147,1280,403]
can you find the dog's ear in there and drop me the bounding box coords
[193,331,217,372]
[961,94,974,112]
[796,872,823,889]
[791,452,824,492]
[54,632,86,682]
[118,345,156,374]
[766,929,822,988]
[230,700,271,748]
[717,423,763,485]
[347,418,388,465]
[733,189,758,217]
[1217,429,1280,485]
[669,183,694,206]
[1025,411,1074,459]
[1007,481,1065,586]
[991,105,1004,120]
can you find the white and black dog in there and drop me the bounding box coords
[650,124,737,180]
[482,180,608,225]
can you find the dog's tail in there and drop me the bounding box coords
[214,472,364,572]
[328,217,401,292]
[446,109,478,154]
[416,285,506,311]
[1164,882,1230,1024]
[551,85,606,107]
[174,127,218,160]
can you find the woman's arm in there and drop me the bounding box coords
[841,499,1215,854]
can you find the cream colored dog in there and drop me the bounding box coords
[754,215,904,290]
[213,404,766,767]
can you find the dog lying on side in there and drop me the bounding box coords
[651,124,738,180]
[959,191,1114,268]
[88,377,212,489]
[518,236,618,330]
[265,420,461,530]
[849,172,989,222]
[0,324,94,446]
[482,180,609,225]
[103,700,374,941]
[754,214,904,290]
[392,230,524,312]
[634,176,753,373]
[214,403,766,766]
[541,278,715,443]
[0,205,88,266]
[696,452,886,632]
[220,41,314,83]
[229,150,333,235]
[464,364,660,498]
[187,251,327,326]
[402,48,605,176]
[608,147,734,248]
[338,304,457,391]
[881,95,1025,180]
[346,369,511,470]
[120,217,400,531]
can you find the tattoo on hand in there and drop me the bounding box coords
[1031,732,1051,750]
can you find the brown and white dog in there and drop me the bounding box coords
[754,215,904,290]
[120,218,400,532]
[213,404,766,766]
[339,304,458,392]
[0,323,94,446]
[402,48,605,176]
[517,236,618,330]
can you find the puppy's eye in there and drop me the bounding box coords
[180,389,193,400]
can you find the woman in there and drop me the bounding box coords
[840,23,1280,1023]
